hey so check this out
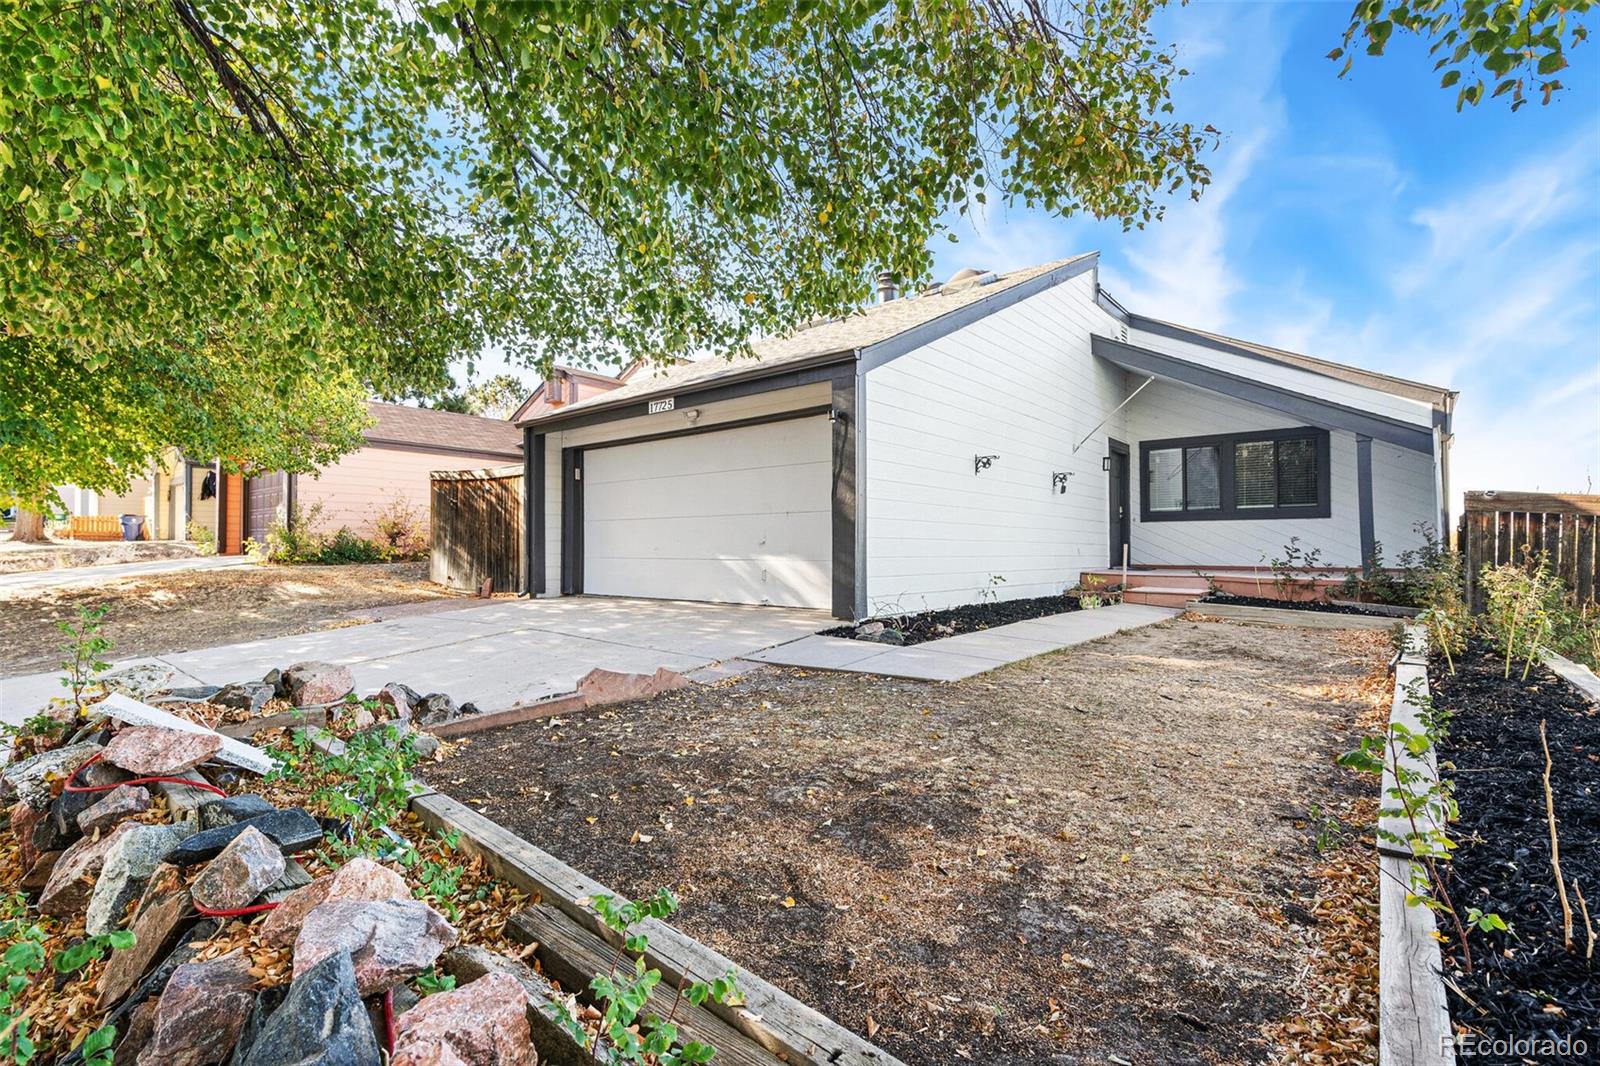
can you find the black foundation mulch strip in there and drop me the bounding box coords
[1432,641,1599,1062]
[1196,591,1404,617]
[821,593,1085,645]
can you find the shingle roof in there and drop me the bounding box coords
[365,402,523,457]
[517,255,1094,426]
[1128,316,1456,410]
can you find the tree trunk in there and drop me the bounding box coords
[9,509,47,543]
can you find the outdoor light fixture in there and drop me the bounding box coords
[1102,456,1112,472]
[684,408,701,424]
[1052,472,1073,494]
[974,455,998,475]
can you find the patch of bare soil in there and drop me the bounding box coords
[0,562,461,673]
[426,620,1390,1065]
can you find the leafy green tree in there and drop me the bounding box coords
[464,374,530,420]
[1333,0,1593,110]
[2,1,1214,508]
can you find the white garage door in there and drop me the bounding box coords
[581,417,832,609]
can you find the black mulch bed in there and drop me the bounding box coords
[821,592,1086,645]
[1432,640,1599,1062]
[1197,591,1407,617]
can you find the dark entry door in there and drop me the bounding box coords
[1107,439,1130,567]
[244,472,287,542]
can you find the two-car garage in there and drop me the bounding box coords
[568,413,836,611]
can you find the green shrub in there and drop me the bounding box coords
[320,527,385,564]
[372,497,428,561]
[187,520,217,556]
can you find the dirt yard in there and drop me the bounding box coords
[425,619,1391,1065]
[0,534,200,574]
[0,562,461,673]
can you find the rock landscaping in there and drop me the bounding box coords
[0,614,828,1066]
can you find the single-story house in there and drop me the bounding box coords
[514,253,1456,621]
[57,403,522,553]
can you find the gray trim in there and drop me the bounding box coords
[1139,428,1333,523]
[1356,434,1376,571]
[1125,314,1451,410]
[1095,287,1130,323]
[361,437,523,461]
[859,254,1099,372]
[830,373,858,621]
[1107,438,1130,567]
[853,363,868,620]
[574,406,832,452]
[520,353,854,431]
[560,448,583,595]
[528,430,544,596]
[1092,334,1435,453]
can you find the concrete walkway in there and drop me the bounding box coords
[0,554,251,594]
[0,596,827,725]
[746,602,1179,681]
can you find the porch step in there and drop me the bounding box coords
[1121,587,1201,608]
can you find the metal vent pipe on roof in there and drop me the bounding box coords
[876,272,899,303]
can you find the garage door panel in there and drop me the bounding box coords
[581,417,832,609]
[582,463,830,522]
[585,419,827,482]
[583,557,830,609]
[584,511,832,561]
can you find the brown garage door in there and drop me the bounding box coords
[244,473,288,542]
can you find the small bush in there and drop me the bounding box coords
[262,502,328,563]
[321,527,386,564]
[187,521,217,556]
[372,497,428,561]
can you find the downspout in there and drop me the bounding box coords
[522,425,535,597]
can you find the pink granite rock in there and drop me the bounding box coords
[293,897,457,995]
[102,726,222,775]
[190,825,285,912]
[10,800,43,871]
[390,971,537,1066]
[99,864,191,1007]
[261,856,409,947]
[39,821,137,917]
[576,666,689,707]
[77,784,151,833]
[281,661,355,707]
[138,951,256,1066]
[20,850,60,891]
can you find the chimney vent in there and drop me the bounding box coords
[876,271,899,304]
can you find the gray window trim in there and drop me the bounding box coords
[1139,428,1332,523]
[1092,334,1434,454]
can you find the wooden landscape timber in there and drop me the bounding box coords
[1376,624,1454,1066]
[410,789,907,1066]
[1185,601,1402,630]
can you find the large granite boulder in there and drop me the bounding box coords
[137,951,257,1066]
[86,823,182,935]
[166,808,322,866]
[261,857,409,948]
[102,725,223,776]
[390,971,537,1066]
[281,661,355,707]
[190,826,285,912]
[293,898,457,996]
[236,951,380,1066]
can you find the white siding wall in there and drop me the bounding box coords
[1124,379,1436,567]
[1127,327,1436,427]
[861,272,1130,612]
[538,383,832,595]
[298,445,518,537]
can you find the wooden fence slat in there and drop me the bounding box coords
[430,467,523,594]
[1579,514,1596,606]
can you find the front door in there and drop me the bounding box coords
[1108,439,1130,567]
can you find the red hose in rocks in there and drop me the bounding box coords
[64,752,229,798]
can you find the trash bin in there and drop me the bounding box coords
[119,514,144,541]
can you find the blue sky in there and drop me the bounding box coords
[939,1,1600,504]
[462,3,1600,505]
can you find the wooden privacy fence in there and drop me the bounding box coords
[1459,490,1600,612]
[430,464,523,594]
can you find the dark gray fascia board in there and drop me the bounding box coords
[517,351,856,432]
[1095,287,1130,323]
[859,253,1100,372]
[1091,334,1435,454]
[1125,314,1451,411]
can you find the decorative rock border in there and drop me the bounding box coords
[1376,624,1453,1066]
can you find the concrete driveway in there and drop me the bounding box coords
[0,596,828,725]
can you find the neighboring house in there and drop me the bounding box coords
[515,253,1455,620]
[58,403,522,553]
[511,365,632,422]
